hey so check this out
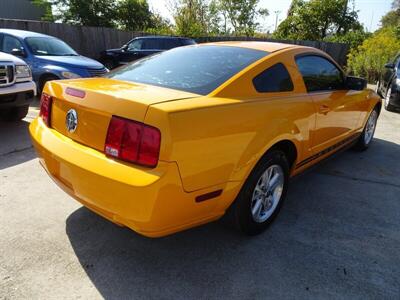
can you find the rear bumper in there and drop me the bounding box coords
[0,81,36,108]
[29,118,226,237]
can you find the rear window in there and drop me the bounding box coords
[253,63,294,93]
[106,45,267,95]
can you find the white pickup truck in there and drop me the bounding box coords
[0,52,36,121]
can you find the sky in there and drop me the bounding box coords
[147,0,393,33]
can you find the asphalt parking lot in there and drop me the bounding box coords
[0,101,399,299]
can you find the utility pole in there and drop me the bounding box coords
[274,10,281,32]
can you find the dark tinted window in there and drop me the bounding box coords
[181,39,196,46]
[2,35,23,54]
[142,39,161,50]
[253,63,294,93]
[296,55,344,92]
[106,46,267,95]
[161,39,181,50]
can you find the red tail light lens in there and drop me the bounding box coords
[39,93,52,127]
[105,116,161,168]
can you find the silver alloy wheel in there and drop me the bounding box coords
[251,164,284,223]
[385,87,392,108]
[364,110,378,145]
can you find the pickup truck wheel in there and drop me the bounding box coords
[3,105,29,121]
[354,109,378,151]
[228,150,289,235]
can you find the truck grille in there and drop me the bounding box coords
[0,63,15,87]
[88,67,108,77]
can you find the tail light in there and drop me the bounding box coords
[39,93,52,127]
[105,116,161,168]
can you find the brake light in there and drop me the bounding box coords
[39,93,52,127]
[105,116,161,168]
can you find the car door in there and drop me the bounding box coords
[141,38,163,56]
[120,38,145,64]
[296,54,362,154]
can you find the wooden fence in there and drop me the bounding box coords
[0,18,350,66]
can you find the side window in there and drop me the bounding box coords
[253,63,294,93]
[127,39,143,51]
[162,39,181,50]
[142,39,160,50]
[2,35,24,54]
[296,55,345,92]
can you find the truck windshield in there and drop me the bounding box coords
[25,37,78,56]
[106,45,267,95]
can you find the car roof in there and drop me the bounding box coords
[202,41,300,53]
[0,28,54,39]
[138,35,193,40]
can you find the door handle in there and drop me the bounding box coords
[319,105,331,115]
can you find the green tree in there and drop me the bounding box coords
[218,0,269,36]
[381,9,400,28]
[53,0,118,27]
[32,0,55,21]
[170,0,213,37]
[117,0,154,31]
[274,0,362,40]
[347,27,400,83]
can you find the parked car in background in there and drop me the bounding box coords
[0,29,108,93]
[0,51,36,121]
[99,35,196,69]
[376,53,400,111]
[30,42,381,237]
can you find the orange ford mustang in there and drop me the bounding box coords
[29,42,381,237]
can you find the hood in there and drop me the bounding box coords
[37,55,105,69]
[0,51,27,65]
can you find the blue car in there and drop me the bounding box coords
[0,29,108,93]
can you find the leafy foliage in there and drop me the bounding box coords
[274,0,362,40]
[347,27,400,83]
[325,30,371,50]
[31,0,55,21]
[53,0,118,27]
[170,0,268,37]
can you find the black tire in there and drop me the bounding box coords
[226,150,290,236]
[354,108,379,151]
[2,105,29,122]
[384,86,396,112]
[39,74,59,95]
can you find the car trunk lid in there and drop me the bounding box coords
[48,78,198,152]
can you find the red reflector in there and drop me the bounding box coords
[39,93,52,127]
[66,87,86,98]
[105,116,161,168]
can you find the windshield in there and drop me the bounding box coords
[106,45,267,95]
[25,37,78,56]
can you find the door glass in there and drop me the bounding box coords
[296,55,345,92]
[127,39,143,51]
[142,39,160,50]
[2,35,24,54]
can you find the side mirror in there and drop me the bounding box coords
[121,44,128,51]
[345,76,367,91]
[11,48,26,57]
[384,63,395,69]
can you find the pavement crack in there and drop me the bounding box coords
[0,146,34,157]
[317,171,400,189]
